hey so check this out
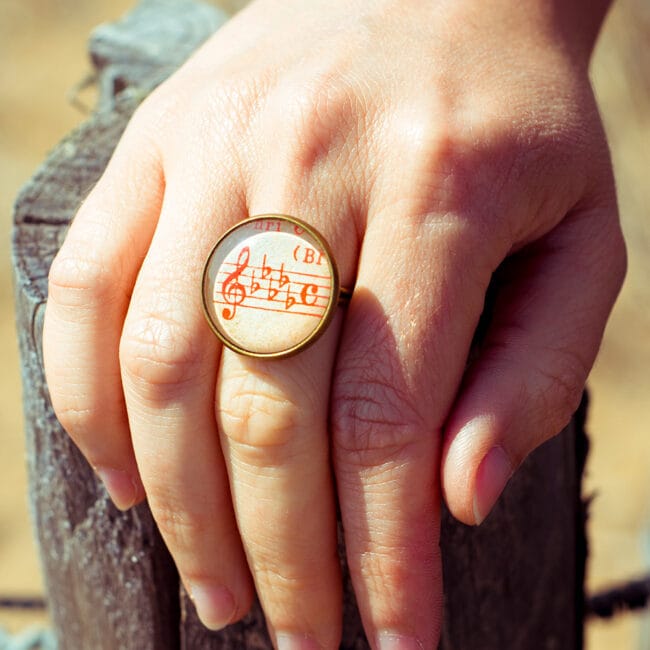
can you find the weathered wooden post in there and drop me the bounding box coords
[12,1,588,648]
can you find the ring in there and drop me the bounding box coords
[202,214,351,358]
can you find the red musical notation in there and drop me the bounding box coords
[215,246,331,320]
[221,247,250,320]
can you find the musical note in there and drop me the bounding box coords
[221,246,250,320]
[285,285,296,310]
[262,255,272,279]
[251,255,276,296]
[269,263,290,301]
[216,249,329,319]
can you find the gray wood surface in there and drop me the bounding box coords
[12,1,587,648]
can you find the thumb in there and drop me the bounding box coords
[441,202,626,525]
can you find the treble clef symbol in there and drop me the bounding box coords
[221,246,250,320]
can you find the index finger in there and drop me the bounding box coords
[43,114,164,508]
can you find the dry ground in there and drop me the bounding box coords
[0,0,648,647]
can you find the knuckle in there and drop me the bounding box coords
[47,197,133,311]
[537,347,588,432]
[207,76,266,126]
[218,371,301,449]
[397,110,458,168]
[48,246,121,310]
[187,76,267,155]
[356,550,395,594]
[147,484,246,593]
[286,74,355,128]
[482,330,590,443]
[129,83,184,138]
[120,310,205,392]
[332,353,426,466]
[270,75,360,172]
[381,112,509,244]
[245,533,332,594]
[252,561,320,597]
[53,401,99,440]
[356,543,441,599]
[389,114,468,207]
[150,496,211,556]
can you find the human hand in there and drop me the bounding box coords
[43,0,625,648]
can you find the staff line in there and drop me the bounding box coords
[217,278,332,296]
[219,261,332,282]
[213,300,326,319]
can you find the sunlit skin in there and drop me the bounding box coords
[43,1,624,648]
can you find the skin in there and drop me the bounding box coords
[43,0,625,648]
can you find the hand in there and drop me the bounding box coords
[43,0,625,647]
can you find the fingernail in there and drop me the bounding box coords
[275,632,320,650]
[189,583,236,631]
[94,466,138,511]
[376,631,424,650]
[473,446,514,525]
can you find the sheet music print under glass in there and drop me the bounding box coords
[202,216,340,357]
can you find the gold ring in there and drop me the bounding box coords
[202,214,351,358]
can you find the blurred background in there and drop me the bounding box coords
[0,0,648,647]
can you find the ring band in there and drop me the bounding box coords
[202,214,351,358]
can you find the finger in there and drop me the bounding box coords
[43,111,164,509]
[120,177,254,630]
[218,330,343,650]
[441,204,626,525]
[212,77,365,647]
[214,208,359,649]
[332,213,494,650]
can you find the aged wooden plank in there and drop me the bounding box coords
[439,397,588,650]
[12,2,227,649]
[12,1,586,648]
